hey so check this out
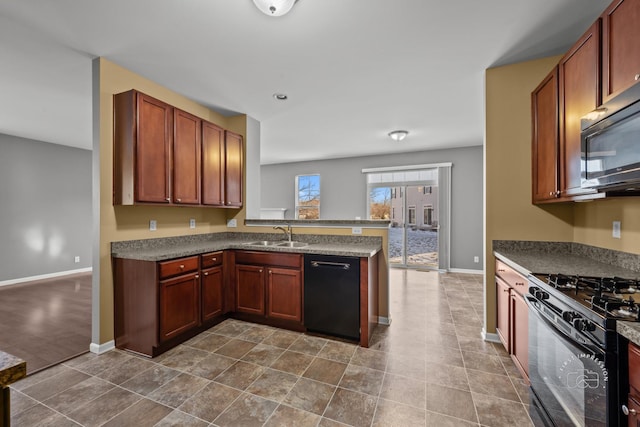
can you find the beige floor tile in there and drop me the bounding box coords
[178,381,241,422]
[214,393,278,427]
[324,387,377,427]
[372,398,427,426]
[303,357,348,385]
[283,377,336,415]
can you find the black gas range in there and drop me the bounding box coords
[527,273,640,426]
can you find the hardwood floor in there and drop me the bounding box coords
[0,273,91,374]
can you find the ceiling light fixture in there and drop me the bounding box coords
[388,130,409,141]
[273,93,288,100]
[252,0,298,17]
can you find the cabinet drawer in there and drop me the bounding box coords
[630,343,640,395]
[159,256,199,279]
[495,259,528,295]
[201,251,223,268]
[235,251,302,268]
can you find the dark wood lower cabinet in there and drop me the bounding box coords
[235,265,266,316]
[114,248,377,357]
[510,290,529,380]
[233,251,303,328]
[159,272,200,342]
[267,267,302,322]
[202,265,224,321]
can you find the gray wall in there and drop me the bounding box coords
[0,134,92,281]
[260,146,483,270]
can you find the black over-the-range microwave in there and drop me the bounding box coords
[581,82,640,192]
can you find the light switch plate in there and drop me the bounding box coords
[189,218,196,229]
[149,220,157,231]
[352,227,362,235]
[613,221,621,238]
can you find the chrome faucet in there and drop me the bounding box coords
[273,224,292,242]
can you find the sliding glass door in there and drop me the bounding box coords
[366,164,447,270]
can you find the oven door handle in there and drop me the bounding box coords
[525,295,603,357]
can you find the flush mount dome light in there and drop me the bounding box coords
[388,130,409,141]
[273,93,288,100]
[252,0,298,16]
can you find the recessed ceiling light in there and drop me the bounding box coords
[273,93,288,100]
[388,130,409,141]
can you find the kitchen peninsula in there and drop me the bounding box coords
[112,231,383,358]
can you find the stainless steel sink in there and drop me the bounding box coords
[276,241,308,248]
[245,240,280,246]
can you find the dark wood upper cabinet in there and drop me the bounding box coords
[558,20,601,197]
[114,89,243,208]
[602,0,640,103]
[225,131,244,208]
[114,90,173,205]
[173,109,201,205]
[532,67,559,203]
[202,121,225,206]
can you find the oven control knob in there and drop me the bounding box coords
[573,318,596,332]
[563,311,579,323]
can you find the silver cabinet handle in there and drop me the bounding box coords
[622,404,637,416]
[310,261,351,270]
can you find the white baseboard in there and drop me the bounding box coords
[0,267,93,287]
[448,268,484,275]
[482,329,501,343]
[90,340,115,354]
[378,316,391,326]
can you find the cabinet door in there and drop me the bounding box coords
[173,109,201,205]
[267,267,302,322]
[225,131,243,208]
[136,93,173,203]
[236,264,265,315]
[559,21,601,197]
[532,67,560,203]
[159,272,200,342]
[511,291,529,381]
[202,121,225,206]
[496,277,511,351]
[202,265,223,322]
[602,0,640,103]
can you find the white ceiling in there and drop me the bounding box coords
[0,0,609,164]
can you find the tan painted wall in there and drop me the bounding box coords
[574,199,640,252]
[97,58,389,343]
[484,56,574,333]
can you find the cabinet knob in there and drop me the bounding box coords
[195,274,199,279]
[516,282,525,286]
[497,269,505,272]
[635,74,640,81]
[166,197,170,202]
[211,258,217,262]
[549,191,553,196]
[259,269,263,273]
[179,265,185,269]
[503,289,510,293]
[204,272,209,276]
[622,405,637,416]
[177,198,182,202]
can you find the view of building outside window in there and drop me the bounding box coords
[295,174,320,219]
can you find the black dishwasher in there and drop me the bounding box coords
[304,254,360,340]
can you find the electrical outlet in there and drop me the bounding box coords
[474,256,479,263]
[352,227,362,235]
[189,218,196,229]
[74,256,80,263]
[227,219,237,228]
[613,221,621,238]
[149,220,157,231]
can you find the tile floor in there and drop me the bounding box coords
[9,269,533,426]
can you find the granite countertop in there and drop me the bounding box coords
[0,350,26,387]
[618,321,640,346]
[493,241,640,280]
[112,232,383,261]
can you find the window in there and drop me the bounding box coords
[295,174,320,219]
[424,205,434,226]
[408,206,416,225]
